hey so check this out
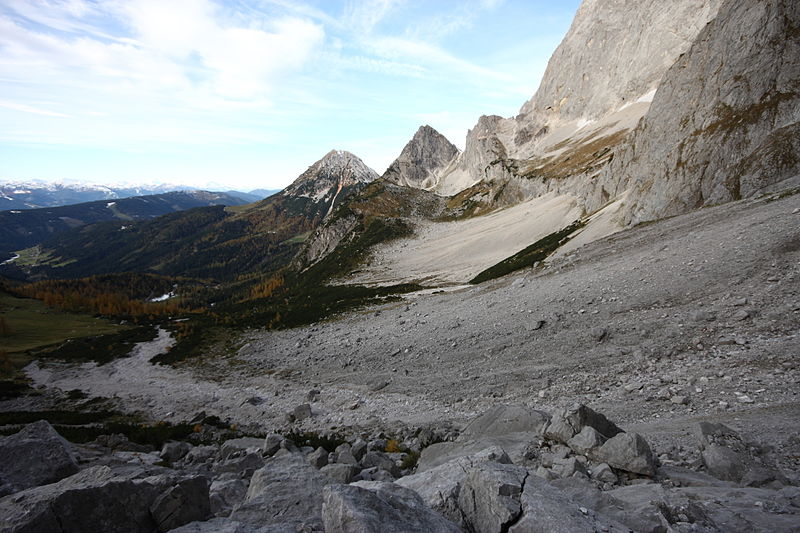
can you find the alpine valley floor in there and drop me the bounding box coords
[17,191,800,478]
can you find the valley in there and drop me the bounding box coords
[0,0,798,531]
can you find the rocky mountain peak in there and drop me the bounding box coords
[283,150,378,201]
[382,125,459,189]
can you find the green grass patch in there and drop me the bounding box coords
[282,231,311,245]
[470,220,585,284]
[0,291,125,355]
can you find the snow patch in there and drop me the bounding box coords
[106,202,116,207]
[636,89,657,103]
[149,292,175,302]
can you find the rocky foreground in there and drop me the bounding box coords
[1,399,799,533]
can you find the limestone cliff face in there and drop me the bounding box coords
[512,0,723,158]
[617,0,800,224]
[431,0,723,199]
[382,126,459,189]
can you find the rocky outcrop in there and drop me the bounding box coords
[229,453,335,530]
[618,0,800,224]
[382,125,459,189]
[0,420,79,496]
[322,481,461,533]
[0,466,164,533]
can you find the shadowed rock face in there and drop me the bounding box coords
[382,125,459,189]
[618,0,800,225]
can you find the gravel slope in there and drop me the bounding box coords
[25,192,800,475]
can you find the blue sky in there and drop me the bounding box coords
[0,0,580,191]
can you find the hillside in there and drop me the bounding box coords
[1,151,378,284]
[0,190,248,261]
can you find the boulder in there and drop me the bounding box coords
[322,481,460,533]
[457,462,528,533]
[0,420,79,495]
[210,478,249,517]
[511,475,629,533]
[230,453,335,530]
[213,453,264,478]
[593,432,656,476]
[351,439,368,461]
[566,426,605,455]
[360,451,400,477]
[320,463,360,484]
[589,463,618,484]
[697,422,787,486]
[308,446,329,469]
[460,404,551,439]
[397,446,512,526]
[160,441,192,463]
[220,438,264,460]
[262,434,283,456]
[544,404,623,444]
[150,476,211,532]
[0,465,161,533]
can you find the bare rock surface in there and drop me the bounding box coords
[619,0,800,224]
[322,481,460,533]
[382,125,459,190]
[230,453,336,531]
[0,420,79,496]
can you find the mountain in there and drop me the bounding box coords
[292,0,800,287]
[282,150,378,212]
[0,191,248,260]
[615,0,800,224]
[2,151,378,282]
[246,189,280,200]
[0,181,204,210]
[382,125,459,189]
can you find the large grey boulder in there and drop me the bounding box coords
[457,462,529,533]
[697,422,787,486]
[322,481,461,533]
[150,476,210,532]
[230,453,335,530]
[320,463,360,484]
[544,404,623,445]
[460,404,551,440]
[510,475,629,533]
[592,432,656,476]
[0,420,79,495]
[397,446,512,526]
[210,478,249,517]
[0,465,161,533]
[566,426,605,455]
[220,438,264,460]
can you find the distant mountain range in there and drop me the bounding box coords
[0,190,251,261]
[0,181,278,210]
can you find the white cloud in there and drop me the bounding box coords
[0,100,73,118]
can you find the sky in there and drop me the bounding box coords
[0,0,581,191]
